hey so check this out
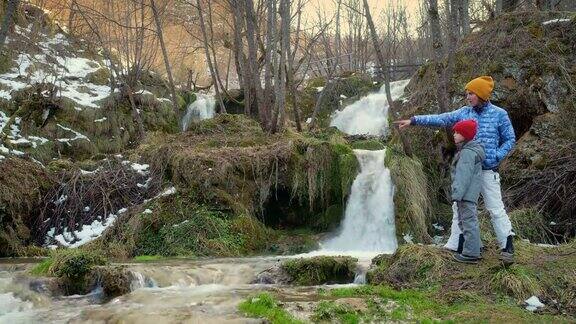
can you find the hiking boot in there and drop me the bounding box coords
[499,235,515,265]
[453,253,480,264]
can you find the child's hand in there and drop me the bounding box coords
[393,119,412,129]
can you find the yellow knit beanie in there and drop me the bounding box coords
[465,76,494,101]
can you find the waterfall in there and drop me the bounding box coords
[321,79,409,255]
[181,93,216,132]
[330,79,410,136]
[321,149,397,254]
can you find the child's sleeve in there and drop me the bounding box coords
[451,149,476,202]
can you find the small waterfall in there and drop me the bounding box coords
[321,149,397,254]
[181,93,216,132]
[130,271,157,290]
[330,79,410,136]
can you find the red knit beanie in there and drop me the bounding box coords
[453,119,478,141]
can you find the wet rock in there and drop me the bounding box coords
[90,266,134,299]
[539,75,566,113]
[281,256,358,285]
[251,262,290,284]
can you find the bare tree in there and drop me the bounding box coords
[150,0,179,115]
[428,0,451,114]
[0,0,20,50]
[363,0,393,108]
[196,0,226,113]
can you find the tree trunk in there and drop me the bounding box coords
[288,0,303,132]
[458,0,470,35]
[197,0,226,114]
[275,0,290,132]
[264,0,277,120]
[230,2,248,114]
[428,0,450,113]
[0,0,20,50]
[362,0,393,109]
[150,0,180,116]
[243,0,268,127]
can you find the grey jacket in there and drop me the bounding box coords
[451,140,486,203]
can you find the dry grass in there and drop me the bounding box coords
[506,143,576,240]
[0,157,53,256]
[386,146,433,244]
[370,244,452,288]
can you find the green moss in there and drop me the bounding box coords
[239,292,303,324]
[281,256,357,285]
[326,284,573,323]
[85,68,111,85]
[93,190,270,258]
[313,204,343,231]
[49,249,108,279]
[368,244,450,288]
[0,52,13,74]
[312,300,360,323]
[350,139,386,150]
[46,249,108,294]
[30,258,53,276]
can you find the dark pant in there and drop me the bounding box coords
[457,201,481,257]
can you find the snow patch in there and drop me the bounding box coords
[56,124,90,144]
[403,233,413,244]
[525,296,544,311]
[542,18,571,26]
[46,210,123,248]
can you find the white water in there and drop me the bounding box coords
[321,149,397,255]
[181,93,216,132]
[318,79,410,256]
[330,79,410,136]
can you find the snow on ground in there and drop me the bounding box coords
[0,28,113,108]
[525,296,545,311]
[542,18,571,26]
[0,111,50,161]
[56,124,90,145]
[46,208,128,248]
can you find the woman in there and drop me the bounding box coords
[395,76,516,263]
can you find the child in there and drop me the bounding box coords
[451,119,485,264]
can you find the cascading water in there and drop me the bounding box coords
[320,79,410,256]
[181,93,216,132]
[330,79,410,136]
[321,149,397,254]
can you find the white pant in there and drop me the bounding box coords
[444,170,514,250]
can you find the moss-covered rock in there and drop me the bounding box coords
[281,256,357,285]
[84,68,111,86]
[47,249,108,295]
[367,244,452,288]
[91,265,134,299]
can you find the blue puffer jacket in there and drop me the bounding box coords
[411,102,516,170]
